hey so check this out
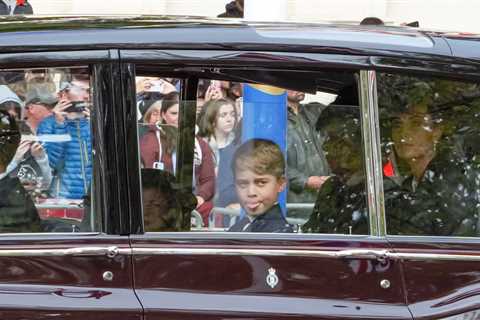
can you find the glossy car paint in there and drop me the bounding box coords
[387,238,480,320]
[0,48,139,318]
[0,16,456,57]
[0,235,141,319]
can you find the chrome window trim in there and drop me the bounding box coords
[0,246,131,257]
[132,248,389,260]
[359,70,386,237]
[0,232,101,237]
[136,232,375,240]
[386,234,480,243]
[1,245,479,261]
[388,252,480,262]
[129,247,480,262]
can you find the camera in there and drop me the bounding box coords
[65,101,88,113]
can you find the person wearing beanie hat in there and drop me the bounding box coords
[0,84,23,120]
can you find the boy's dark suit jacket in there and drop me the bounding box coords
[228,204,294,233]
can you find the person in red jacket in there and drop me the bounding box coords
[140,92,215,226]
[139,99,176,173]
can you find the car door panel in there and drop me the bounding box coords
[132,237,411,320]
[389,240,480,320]
[0,236,140,319]
[120,52,414,319]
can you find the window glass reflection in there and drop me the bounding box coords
[0,67,96,233]
[137,74,368,234]
[378,74,480,236]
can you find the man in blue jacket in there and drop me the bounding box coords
[37,76,92,199]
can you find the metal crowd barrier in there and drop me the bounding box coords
[207,203,315,230]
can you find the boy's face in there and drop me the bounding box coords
[234,167,285,217]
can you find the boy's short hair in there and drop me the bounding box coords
[232,138,285,178]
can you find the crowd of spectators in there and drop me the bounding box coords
[0,67,92,232]
[137,78,244,227]
[136,77,332,230]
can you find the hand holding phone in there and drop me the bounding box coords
[64,101,88,113]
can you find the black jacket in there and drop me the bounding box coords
[384,149,480,237]
[302,175,368,235]
[228,204,294,233]
[0,175,41,232]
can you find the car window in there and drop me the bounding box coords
[136,73,368,234]
[0,67,98,233]
[377,73,480,237]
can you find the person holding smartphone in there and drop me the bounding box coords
[36,74,92,199]
[0,109,42,233]
[0,86,53,197]
[7,123,52,196]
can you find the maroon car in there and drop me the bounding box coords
[0,16,479,320]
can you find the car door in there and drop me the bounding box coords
[374,66,480,320]
[121,50,412,320]
[0,51,142,319]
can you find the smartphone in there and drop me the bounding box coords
[65,101,88,113]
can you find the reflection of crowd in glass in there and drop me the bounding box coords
[137,78,243,229]
[2,70,476,236]
[0,68,92,232]
[136,75,480,236]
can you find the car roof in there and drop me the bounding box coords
[0,15,478,61]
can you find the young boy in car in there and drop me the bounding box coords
[228,138,293,233]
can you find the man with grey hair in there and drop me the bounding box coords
[37,75,92,199]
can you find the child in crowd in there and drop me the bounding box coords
[228,138,293,233]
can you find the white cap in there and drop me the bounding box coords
[0,85,22,106]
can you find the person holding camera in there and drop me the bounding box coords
[36,77,92,199]
[0,86,52,198]
[0,109,42,233]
